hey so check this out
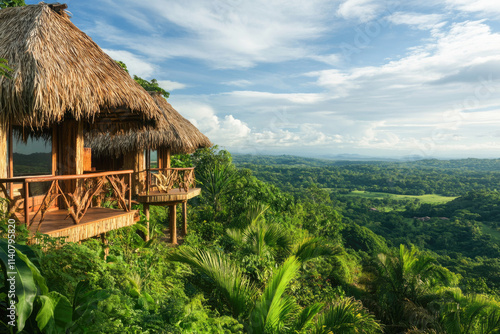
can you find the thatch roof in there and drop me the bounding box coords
[0,3,161,132]
[87,92,212,156]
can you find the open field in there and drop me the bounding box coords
[481,223,500,243]
[345,190,457,204]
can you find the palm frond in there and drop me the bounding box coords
[293,237,338,263]
[294,302,324,332]
[249,256,301,333]
[168,247,256,318]
[314,297,383,334]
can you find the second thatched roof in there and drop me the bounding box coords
[0,3,161,132]
[87,92,212,156]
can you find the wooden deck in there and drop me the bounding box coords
[137,188,201,204]
[28,207,137,243]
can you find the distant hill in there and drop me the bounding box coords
[13,152,51,176]
[232,153,500,172]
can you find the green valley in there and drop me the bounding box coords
[2,149,500,333]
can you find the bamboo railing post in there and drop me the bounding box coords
[182,201,187,236]
[128,172,132,211]
[24,180,29,227]
[169,204,177,245]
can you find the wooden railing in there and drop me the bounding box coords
[145,168,196,194]
[0,170,132,229]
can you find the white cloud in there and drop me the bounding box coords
[157,80,187,91]
[222,80,252,87]
[167,101,250,146]
[308,53,342,65]
[225,91,326,104]
[102,49,154,78]
[387,12,446,31]
[309,20,500,109]
[445,0,500,15]
[337,0,381,22]
[87,0,337,69]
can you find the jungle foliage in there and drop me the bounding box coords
[1,150,500,333]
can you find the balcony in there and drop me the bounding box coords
[0,170,137,243]
[136,167,201,204]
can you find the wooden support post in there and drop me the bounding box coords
[146,150,151,194]
[0,123,8,179]
[24,180,29,227]
[144,203,150,242]
[165,148,171,169]
[8,125,13,196]
[128,172,132,211]
[101,233,109,260]
[169,204,177,245]
[182,201,187,236]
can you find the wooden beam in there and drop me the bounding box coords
[182,201,187,236]
[169,204,177,245]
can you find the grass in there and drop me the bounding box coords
[480,223,500,243]
[345,190,457,204]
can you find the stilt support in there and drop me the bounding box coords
[144,203,150,241]
[169,204,177,245]
[101,232,109,260]
[182,201,187,236]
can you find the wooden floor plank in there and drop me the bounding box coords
[137,188,201,203]
[28,208,136,243]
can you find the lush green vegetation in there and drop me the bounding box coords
[345,190,457,204]
[1,150,500,333]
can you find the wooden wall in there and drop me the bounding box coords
[158,147,171,169]
[123,150,145,195]
[55,120,84,192]
[55,120,84,176]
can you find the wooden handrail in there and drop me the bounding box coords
[25,170,133,183]
[148,167,195,171]
[0,170,133,184]
[0,170,134,227]
[145,167,196,193]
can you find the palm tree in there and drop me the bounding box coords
[197,162,238,213]
[227,201,337,264]
[313,297,383,334]
[375,244,453,330]
[227,219,292,260]
[440,290,500,334]
[169,247,378,333]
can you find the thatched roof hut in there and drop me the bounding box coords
[0,3,161,132]
[87,92,212,156]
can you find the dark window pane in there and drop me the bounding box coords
[12,128,52,177]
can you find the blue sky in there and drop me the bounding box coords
[28,0,500,158]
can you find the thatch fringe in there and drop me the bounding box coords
[0,3,161,132]
[87,92,212,156]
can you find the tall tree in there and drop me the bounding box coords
[115,60,170,98]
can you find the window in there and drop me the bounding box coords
[149,150,158,168]
[11,127,52,177]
